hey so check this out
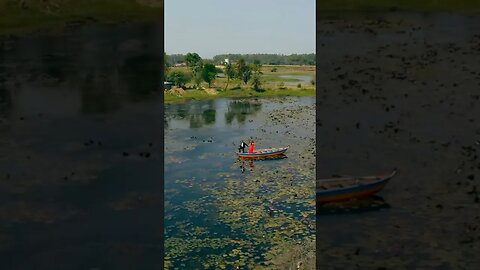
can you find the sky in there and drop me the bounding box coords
[165,0,315,59]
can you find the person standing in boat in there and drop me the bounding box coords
[238,140,249,153]
[248,140,255,153]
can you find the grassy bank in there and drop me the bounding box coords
[164,65,316,103]
[317,0,480,12]
[0,0,162,35]
[164,87,315,104]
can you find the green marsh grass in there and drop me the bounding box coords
[164,65,316,103]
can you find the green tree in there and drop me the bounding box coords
[242,67,252,85]
[167,70,191,87]
[224,62,235,91]
[185,52,203,88]
[193,69,203,88]
[164,52,170,76]
[185,52,202,67]
[235,59,252,85]
[251,60,263,91]
[202,63,217,88]
[234,58,246,78]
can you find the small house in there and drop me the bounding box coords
[220,58,230,66]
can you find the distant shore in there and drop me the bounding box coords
[164,65,316,104]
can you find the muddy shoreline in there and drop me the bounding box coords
[317,12,480,269]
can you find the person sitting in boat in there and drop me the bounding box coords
[238,140,249,153]
[248,141,255,153]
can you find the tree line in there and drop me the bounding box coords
[165,52,263,91]
[213,53,315,65]
[165,53,315,66]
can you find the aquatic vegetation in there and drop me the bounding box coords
[164,97,315,269]
[108,192,159,211]
[164,155,189,165]
[0,201,81,224]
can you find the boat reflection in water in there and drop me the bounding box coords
[237,154,288,173]
[317,195,390,215]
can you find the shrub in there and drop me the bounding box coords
[166,70,191,87]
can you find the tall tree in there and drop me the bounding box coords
[224,62,235,91]
[234,58,246,77]
[251,60,263,91]
[235,59,252,85]
[164,52,170,76]
[202,63,217,88]
[185,52,203,88]
[185,52,202,67]
[242,66,252,85]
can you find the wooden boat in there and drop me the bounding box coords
[316,170,396,203]
[237,147,288,159]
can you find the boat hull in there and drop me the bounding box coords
[316,171,396,203]
[237,147,288,159]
